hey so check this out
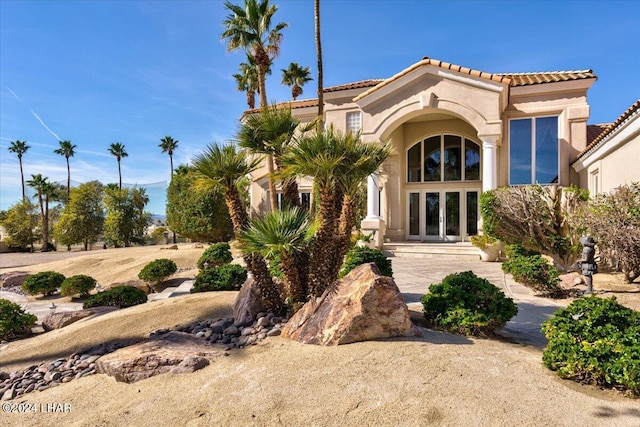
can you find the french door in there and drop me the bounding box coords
[407,189,479,241]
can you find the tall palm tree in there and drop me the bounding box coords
[159,136,179,177]
[238,104,301,208]
[108,142,128,189]
[281,62,313,100]
[192,143,282,312]
[54,140,77,201]
[233,54,265,110]
[314,0,324,131]
[223,0,287,211]
[222,0,287,110]
[8,140,30,201]
[27,174,60,252]
[280,127,389,295]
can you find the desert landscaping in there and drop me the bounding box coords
[1,244,639,427]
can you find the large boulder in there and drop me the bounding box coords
[281,263,420,346]
[233,276,266,326]
[96,332,222,383]
[41,307,118,331]
[0,271,30,288]
[103,280,151,294]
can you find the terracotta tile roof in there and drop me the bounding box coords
[587,124,611,145]
[495,70,597,87]
[323,79,385,92]
[243,99,318,116]
[578,98,640,158]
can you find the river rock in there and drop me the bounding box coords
[281,263,420,346]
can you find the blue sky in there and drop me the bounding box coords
[1,0,639,214]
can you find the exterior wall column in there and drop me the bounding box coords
[365,174,380,219]
[361,173,385,248]
[481,136,499,191]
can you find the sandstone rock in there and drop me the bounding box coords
[559,272,584,288]
[160,245,179,250]
[0,271,30,288]
[281,263,420,346]
[96,332,221,383]
[42,307,117,331]
[233,276,266,326]
[103,280,152,294]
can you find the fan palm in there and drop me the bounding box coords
[159,136,179,177]
[281,62,312,101]
[279,127,390,294]
[239,207,313,308]
[222,0,287,110]
[238,104,302,208]
[233,54,268,110]
[108,142,128,189]
[8,140,30,201]
[192,143,282,312]
[54,140,77,201]
[27,174,61,251]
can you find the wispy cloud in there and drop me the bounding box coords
[30,110,61,141]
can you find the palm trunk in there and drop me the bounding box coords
[315,0,324,131]
[275,158,300,208]
[309,186,341,296]
[42,198,49,252]
[169,154,174,177]
[66,157,71,201]
[266,154,278,211]
[224,187,282,313]
[19,158,25,202]
[118,160,122,190]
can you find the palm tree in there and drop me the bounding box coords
[238,104,302,208]
[239,207,312,310]
[314,0,324,131]
[27,174,61,252]
[233,55,263,110]
[223,0,287,211]
[159,136,179,177]
[192,143,282,312]
[108,142,128,189]
[281,62,313,100]
[8,140,30,201]
[222,0,287,110]
[54,140,77,201]
[279,127,390,295]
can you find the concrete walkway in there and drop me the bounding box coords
[2,258,562,348]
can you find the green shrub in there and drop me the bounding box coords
[138,258,178,291]
[191,264,247,293]
[542,296,640,396]
[83,286,148,309]
[268,253,285,280]
[421,271,518,336]
[339,246,393,278]
[60,275,97,298]
[502,250,560,295]
[0,299,37,340]
[197,242,233,270]
[21,271,66,296]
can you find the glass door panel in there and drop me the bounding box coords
[425,192,440,237]
[408,192,420,238]
[466,191,478,236]
[445,192,460,238]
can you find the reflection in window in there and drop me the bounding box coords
[466,191,478,236]
[444,135,462,181]
[407,142,421,182]
[445,192,460,236]
[407,135,481,183]
[465,139,480,180]
[509,116,558,185]
[423,136,441,181]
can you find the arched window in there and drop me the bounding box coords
[407,135,480,182]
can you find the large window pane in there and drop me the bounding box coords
[510,119,532,184]
[535,116,559,183]
[445,192,460,236]
[423,136,441,181]
[443,135,462,181]
[466,191,478,236]
[407,142,421,182]
[425,192,440,236]
[409,192,420,236]
[465,139,480,181]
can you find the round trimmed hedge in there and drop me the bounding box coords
[0,299,37,340]
[83,286,148,309]
[191,264,247,293]
[421,271,518,336]
[61,274,97,298]
[21,271,66,296]
[138,258,177,290]
[197,242,233,270]
[339,246,393,278]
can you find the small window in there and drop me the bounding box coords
[590,170,599,196]
[509,116,559,185]
[346,112,362,134]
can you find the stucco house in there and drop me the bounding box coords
[247,56,638,248]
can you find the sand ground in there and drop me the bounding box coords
[1,245,639,426]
